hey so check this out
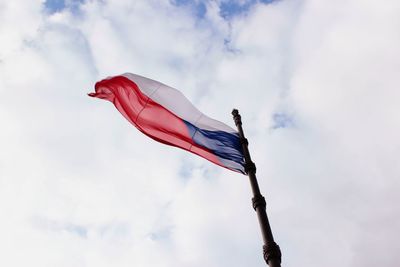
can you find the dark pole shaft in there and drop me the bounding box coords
[232,109,282,267]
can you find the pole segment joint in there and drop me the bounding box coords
[240,137,249,146]
[245,161,257,174]
[252,194,266,210]
[263,242,282,265]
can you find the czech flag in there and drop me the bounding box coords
[89,73,245,174]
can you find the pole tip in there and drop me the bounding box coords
[231,109,242,126]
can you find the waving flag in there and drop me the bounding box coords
[89,73,245,174]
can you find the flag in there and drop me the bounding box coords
[89,73,245,174]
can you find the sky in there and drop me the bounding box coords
[1,0,400,266]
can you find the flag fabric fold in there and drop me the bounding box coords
[89,73,245,174]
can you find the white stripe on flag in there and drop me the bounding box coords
[122,73,236,133]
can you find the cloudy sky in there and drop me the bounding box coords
[1,0,400,266]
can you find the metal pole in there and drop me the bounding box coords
[232,109,282,267]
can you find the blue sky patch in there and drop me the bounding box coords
[44,0,66,13]
[220,0,276,19]
[171,0,207,19]
[272,112,294,129]
[171,0,277,20]
[44,0,85,14]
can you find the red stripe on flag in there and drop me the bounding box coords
[90,76,222,166]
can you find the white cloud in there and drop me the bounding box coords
[1,0,400,266]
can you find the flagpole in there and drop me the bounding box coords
[232,109,282,267]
